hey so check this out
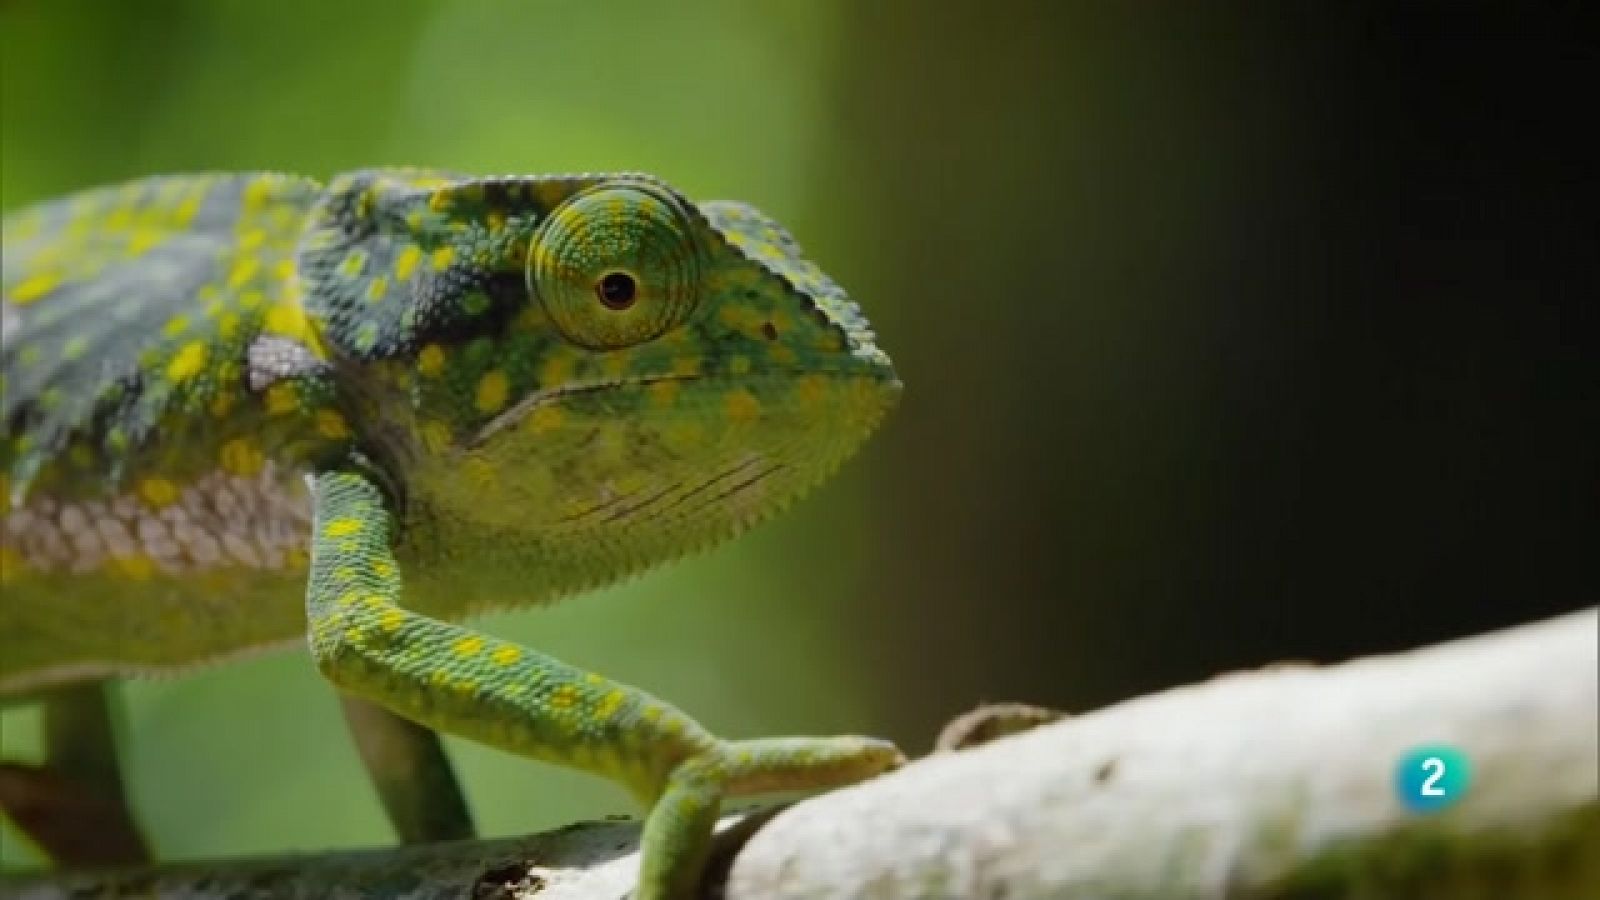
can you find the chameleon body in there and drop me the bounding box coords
[0,170,902,898]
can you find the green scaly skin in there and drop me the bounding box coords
[0,170,903,898]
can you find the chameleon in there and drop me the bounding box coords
[0,169,904,898]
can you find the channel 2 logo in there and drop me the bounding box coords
[1394,744,1470,813]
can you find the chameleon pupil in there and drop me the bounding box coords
[596,271,636,310]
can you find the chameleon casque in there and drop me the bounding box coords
[0,169,903,897]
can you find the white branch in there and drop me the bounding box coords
[728,607,1599,898]
[5,609,1594,899]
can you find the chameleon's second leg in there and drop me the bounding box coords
[338,694,475,843]
[0,682,150,866]
[308,468,901,899]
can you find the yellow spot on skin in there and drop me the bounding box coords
[219,438,264,476]
[768,343,798,366]
[324,518,363,538]
[163,315,191,338]
[671,355,702,378]
[10,272,60,304]
[453,636,484,658]
[372,560,394,579]
[539,353,575,387]
[237,228,266,251]
[430,245,455,271]
[265,383,299,415]
[420,419,452,453]
[164,336,206,377]
[172,192,203,227]
[264,301,311,339]
[273,259,295,281]
[242,177,274,211]
[218,311,241,340]
[728,355,752,376]
[724,388,762,424]
[366,275,388,303]
[595,690,626,720]
[139,478,180,508]
[417,344,446,377]
[395,245,422,280]
[460,457,495,488]
[127,229,162,255]
[601,352,629,380]
[718,305,756,332]
[648,379,680,407]
[227,256,259,290]
[527,405,564,434]
[338,251,365,279]
[379,609,405,632]
[662,420,704,452]
[491,645,523,666]
[475,370,509,414]
[550,684,580,710]
[112,554,155,581]
[486,209,507,232]
[795,374,829,410]
[316,409,351,439]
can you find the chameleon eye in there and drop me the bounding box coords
[595,270,637,310]
[528,182,701,350]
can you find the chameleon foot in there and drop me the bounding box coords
[636,735,904,900]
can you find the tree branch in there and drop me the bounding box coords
[5,609,1595,899]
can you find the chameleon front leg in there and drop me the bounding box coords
[0,682,149,867]
[338,694,474,844]
[306,468,902,900]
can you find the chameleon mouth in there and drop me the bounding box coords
[463,365,899,453]
[463,374,700,451]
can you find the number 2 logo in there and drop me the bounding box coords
[1419,756,1447,797]
[1396,745,1470,812]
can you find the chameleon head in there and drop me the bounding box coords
[387,175,898,579]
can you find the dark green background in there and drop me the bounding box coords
[3,1,1591,869]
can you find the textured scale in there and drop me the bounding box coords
[1,169,901,897]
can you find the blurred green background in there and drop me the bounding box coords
[2,0,1591,871]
